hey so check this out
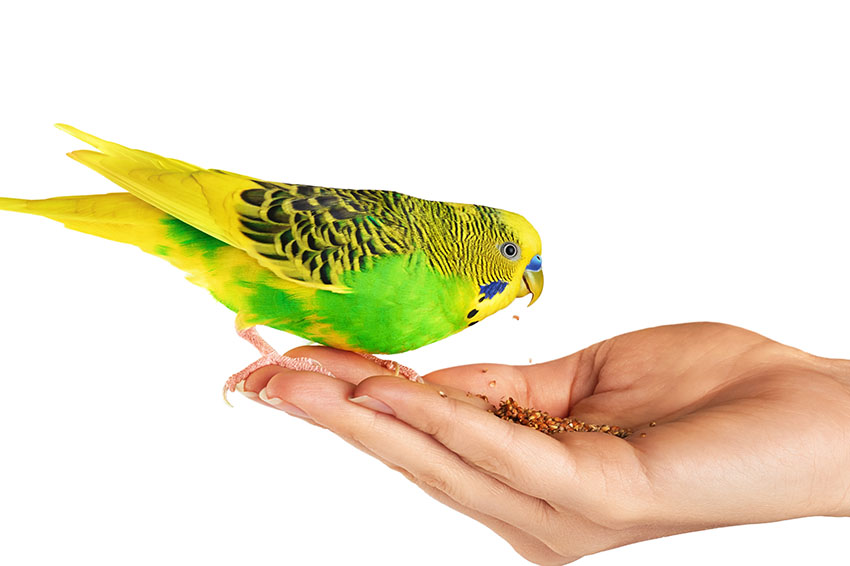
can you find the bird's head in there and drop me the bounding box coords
[413,198,543,327]
[440,205,543,326]
[485,208,543,307]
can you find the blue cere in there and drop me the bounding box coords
[525,254,542,272]
[479,280,508,299]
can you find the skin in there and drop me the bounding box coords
[239,322,850,565]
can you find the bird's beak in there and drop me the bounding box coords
[520,269,544,306]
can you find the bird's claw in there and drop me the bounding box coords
[356,353,423,383]
[223,352,335,406]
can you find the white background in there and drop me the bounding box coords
[1,1,848,564]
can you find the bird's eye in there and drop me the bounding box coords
[499,242,520,260]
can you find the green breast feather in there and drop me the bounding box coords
[0,126,544,356]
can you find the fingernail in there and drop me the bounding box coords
[259,388,310,419]
[236,380,259,400]
[349,395,395,416]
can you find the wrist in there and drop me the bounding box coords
[830,359,850,516]
[836,359,850,387]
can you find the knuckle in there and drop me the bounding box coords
[463,425,519,479]
[573,449,653,529]
[347,409,385,445]
[463,451,512,479]
[584,486,651,531]
[592,502,647,530]
[414,466,453,496]
[419,397,465,441]
[419,414,449,438]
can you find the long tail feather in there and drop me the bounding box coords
[0,193,281,321]
[1,193,186,253]
[54,124,243,249]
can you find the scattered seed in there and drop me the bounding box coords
[488,380,497,388]
[438,390,448,398]
[649,421,657,427]
[490,397,632,438]
[481,368,489,374]
[513,315,520,320]
[640,432,647,438]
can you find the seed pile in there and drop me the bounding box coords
[491,397,632,439]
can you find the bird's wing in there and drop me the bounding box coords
[57,125,411,292]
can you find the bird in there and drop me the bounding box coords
[0,125,544,396]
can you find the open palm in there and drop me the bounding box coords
[241,322,850,565]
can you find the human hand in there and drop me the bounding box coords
[239,322,850,565]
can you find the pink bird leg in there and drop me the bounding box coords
[222,327,335,405]
[356,352,423,383]
[223,326,424,405]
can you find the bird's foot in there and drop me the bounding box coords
[225,324,421,407]
[222,352,335,406]
[223,324,335,405]
[357,353,423,383]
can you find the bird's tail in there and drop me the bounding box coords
[0,192,184,252]
[0,193,252,306]
[0,197,31,213]
[54,124,245,250]
[1,191,306,329]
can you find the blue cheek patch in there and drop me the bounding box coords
[479,280,508,299]
[525,254,542,272]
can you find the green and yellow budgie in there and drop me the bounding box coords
[0,125,543,393]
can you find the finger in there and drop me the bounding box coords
[284,346,396,384]
[240,365,284,398]
[422,352,590,416]
[424,363,529,406]
[233,367,339,430]
[237,356,490,419]
[237,365,322,426]
[236,345,396,407]
[280,346,492,410]
[302,414,569,566]
[274,399,567,566]
[351,375,650,520]
[410,381,493,411]
[246,369,625,557]
[260,370,563,538]
[278,346,507,411]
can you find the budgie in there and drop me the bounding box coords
[0,126,544,395]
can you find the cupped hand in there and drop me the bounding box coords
[239,322,850,565]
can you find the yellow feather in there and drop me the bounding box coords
[57,124,240,246]
[54,124,347,292]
